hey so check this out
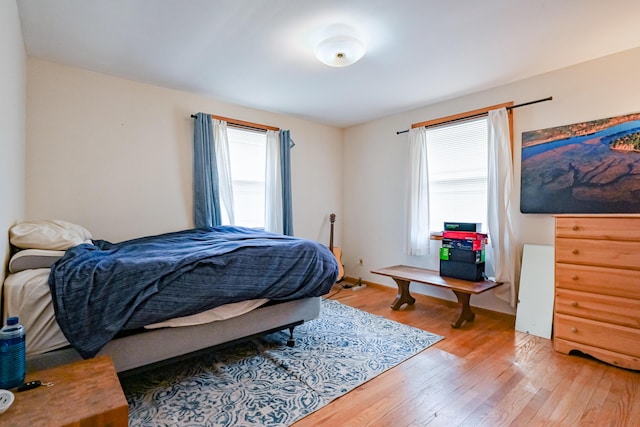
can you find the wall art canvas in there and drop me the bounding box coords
[520,112,640,213]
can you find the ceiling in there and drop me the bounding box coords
[17,0,640,128]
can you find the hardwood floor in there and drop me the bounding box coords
[293,283,640,427]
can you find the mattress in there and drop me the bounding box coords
[3,269,68,356]
[2,268,268,357]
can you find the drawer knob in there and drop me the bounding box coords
[572,249,579,255]
[571,301,579,308]
[570,327,578,333]
[572,225,579,231]
[571,274,579,281]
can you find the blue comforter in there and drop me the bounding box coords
[49,226,339,358]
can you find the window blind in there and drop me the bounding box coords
[426,117,488,232]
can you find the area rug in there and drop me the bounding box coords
[121,298,444,426]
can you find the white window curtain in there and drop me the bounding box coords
[487,108,519,307]
[407,127,430,255]
[213,119,235,225]
[264,130,282,233]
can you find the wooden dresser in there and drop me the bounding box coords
[554,215,640,370]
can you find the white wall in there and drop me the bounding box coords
[26,59,343,244]
[0,1,26,283]
[343,47,640,314]
[23,43,640,316]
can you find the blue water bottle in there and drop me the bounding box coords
[0,316,26,389]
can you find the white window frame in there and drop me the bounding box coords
[426,117,489,233]
[413,103,513,236]
[226,127,267,229]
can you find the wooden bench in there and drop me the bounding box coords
[371,265,502,328]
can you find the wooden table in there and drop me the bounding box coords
[0,355,128,426]
[372,265,502,328]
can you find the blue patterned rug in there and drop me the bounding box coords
[121,298,443,426]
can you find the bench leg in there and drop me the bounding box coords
[451,291,475,328]
[390,278,416,310]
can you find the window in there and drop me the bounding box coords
[426,117,488,233]
[227,127,266,228]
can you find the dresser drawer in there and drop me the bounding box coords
[555,238,640,270]
[555,263,640,299]
[555,289,640,329]
[556,216,640,241]
[554,313,640,357]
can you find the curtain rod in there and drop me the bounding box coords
[395,96,552,135]
[191,113,280,132]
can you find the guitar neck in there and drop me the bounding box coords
[329,223,334,251]
[328,213,344,281]
[329,213,336,251]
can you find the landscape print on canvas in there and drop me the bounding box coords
[521,112,640,213]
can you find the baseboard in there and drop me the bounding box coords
[342,276,379,289]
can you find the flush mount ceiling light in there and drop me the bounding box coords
[315,35,366,67]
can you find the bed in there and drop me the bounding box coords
[2,220,338,373]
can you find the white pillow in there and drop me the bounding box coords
[10,219,92,250]
[8,249,66,273]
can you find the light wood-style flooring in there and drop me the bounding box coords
[293,283,640,427]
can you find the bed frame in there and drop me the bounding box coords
[27,297,321,374]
